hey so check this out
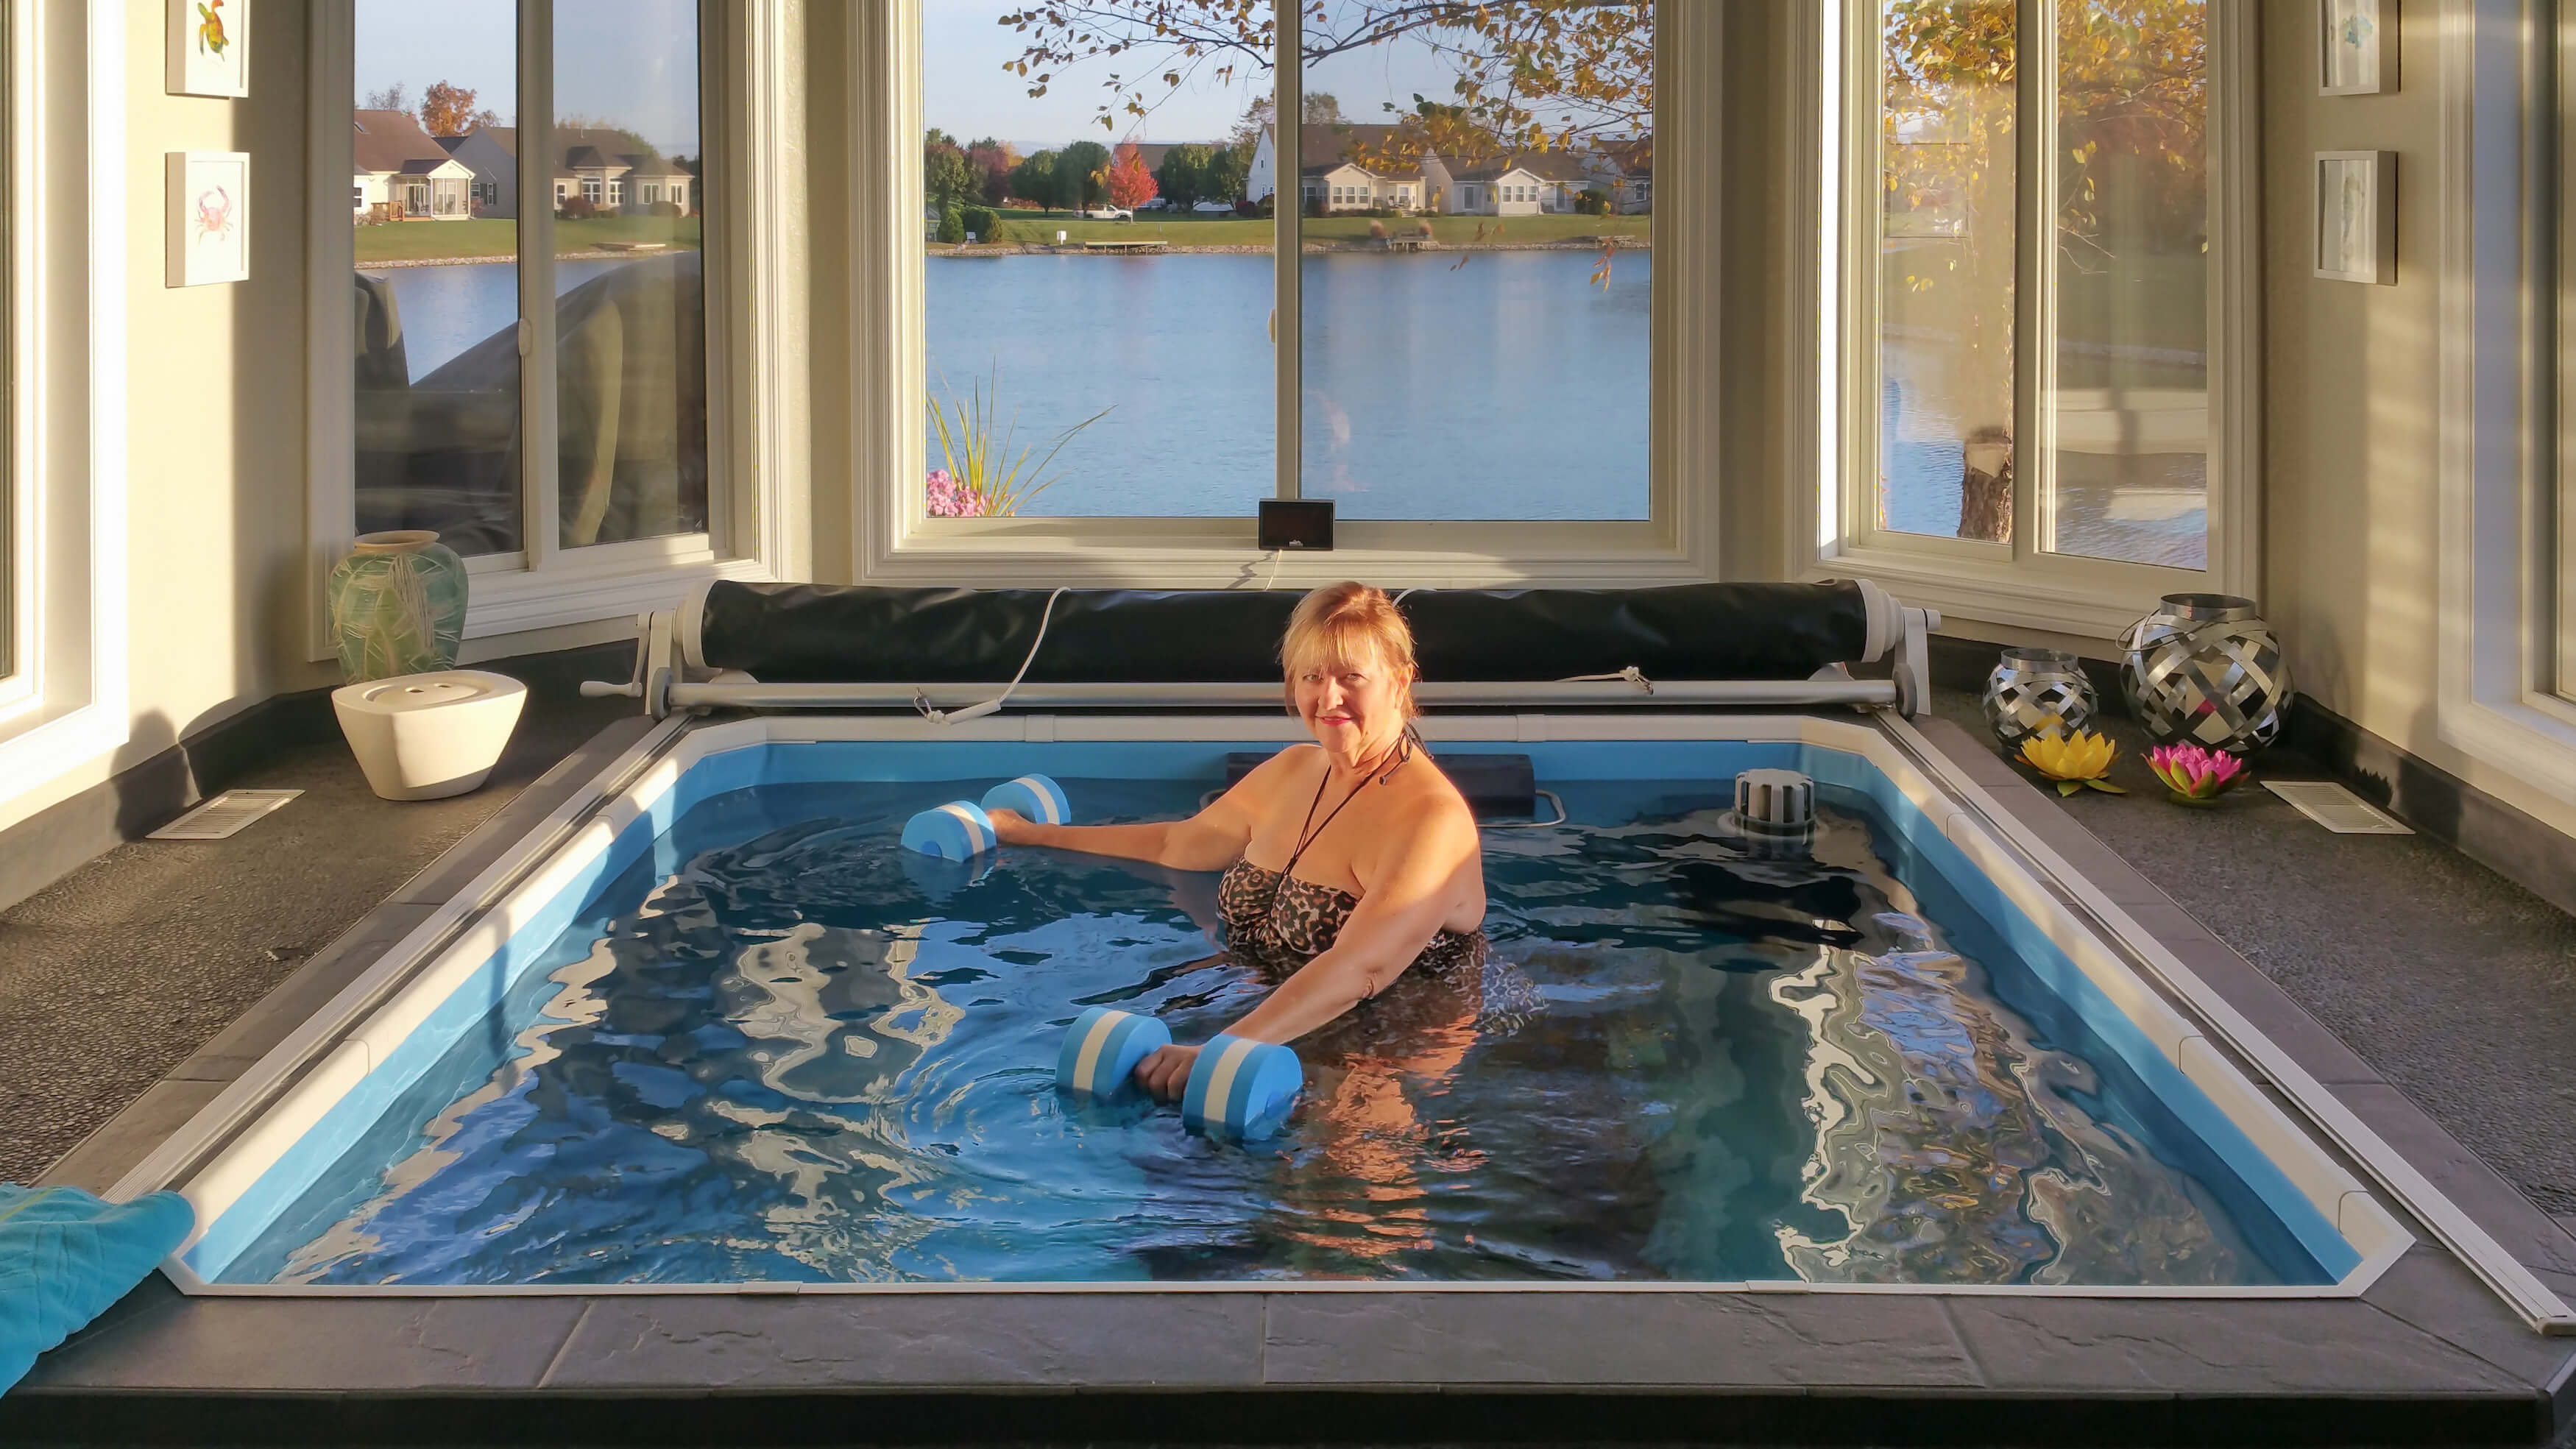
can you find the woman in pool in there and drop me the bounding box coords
[986,580,1488,1099]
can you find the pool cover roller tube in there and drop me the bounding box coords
[0,1185,194,1392]
[1055,1010,1304,1138]
[901,773,1071,860]
[687,581,1880,684]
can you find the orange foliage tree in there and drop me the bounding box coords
[418,79,500,137]
[1104,143,1160,210]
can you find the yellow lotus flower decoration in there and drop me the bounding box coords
[2018,729,2127,797]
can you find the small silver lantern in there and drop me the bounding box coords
[2120,593,2293,754]
[1981,648,2098,748]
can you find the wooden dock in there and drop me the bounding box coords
[1074,239,1169,255]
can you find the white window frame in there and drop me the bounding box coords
[2430,0,2576,801]
[305,0,807,651]
[1794,0,2261,639]
[848,0,1722,589]
[0,0,129,803]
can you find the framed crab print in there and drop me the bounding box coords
[169,0,247,99]
[168,152,250,287]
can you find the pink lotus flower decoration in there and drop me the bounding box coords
[924,468,988,518]
[2148,743,2248,802]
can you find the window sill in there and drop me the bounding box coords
[461,548,782,640]
[2436,691,2576,805]
[865,517,1706,589]
[1801,542,2201,640]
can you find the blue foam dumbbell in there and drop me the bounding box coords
[1055,1006,1174,1098]
[981,773,1069,826]
[1180,1033,1304,1140]
[901,800,996,860]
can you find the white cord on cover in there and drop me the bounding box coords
[915,587,1069,725]
[1263,548,1284,591]
[1561,665,1655,694]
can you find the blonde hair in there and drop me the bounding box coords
[1279,581,1420,718]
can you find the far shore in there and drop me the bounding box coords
[358,249,697,269]
[932,235,1655,258]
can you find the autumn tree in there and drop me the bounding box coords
[361,81,408,113]
[1105,142,1159,210]
[997,1,1651,162]
[418,79,496,136]
[967,138,1019,205]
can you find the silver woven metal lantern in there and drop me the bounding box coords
[2120,594,2293,754]
[1981,648,2098,748]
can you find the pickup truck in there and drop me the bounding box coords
[1081,206,1134,221]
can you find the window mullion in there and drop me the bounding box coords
[1273,0,1301,503]
[2014,0,2053,563]
[520,0,560,571]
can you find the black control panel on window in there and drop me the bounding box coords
[1258,499,1335,552]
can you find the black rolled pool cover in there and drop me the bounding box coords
[688,580,1876,684]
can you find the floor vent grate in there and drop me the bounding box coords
[2262,781,2413,835]
[147,789,303,841]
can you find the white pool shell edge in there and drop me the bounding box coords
[100,709,2539,1313]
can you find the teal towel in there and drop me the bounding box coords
[0,1183,194,1395]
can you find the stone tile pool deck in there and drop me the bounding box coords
[4,665,2574,1445]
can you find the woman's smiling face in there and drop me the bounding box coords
[1292,642,1409,759]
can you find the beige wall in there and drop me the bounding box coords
[2260,1,2576,842]
[0,0,330,837]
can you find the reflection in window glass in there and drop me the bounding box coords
[556,0,708,547]
[2048,0,2209,570]
[919,1,1274,518]
[1295,1,1651,521]
[353,0,522,557]
[1877,0,2016,543]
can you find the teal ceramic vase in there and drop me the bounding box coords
[327,530,468,682]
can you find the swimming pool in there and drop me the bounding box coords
[118,712,2412,1296]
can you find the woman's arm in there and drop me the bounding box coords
[987,745,1310,870]
[1132,801,1481,1098]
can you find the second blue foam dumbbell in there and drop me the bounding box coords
[1181,1033,1304,1140]
[900,773,1071,860]
[981,773,1069,826]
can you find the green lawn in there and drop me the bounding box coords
[355,216,703,265]
[963,210,1652,249]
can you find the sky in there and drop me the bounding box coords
[355,0,701,155]
[921,0,1465,149]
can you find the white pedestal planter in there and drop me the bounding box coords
[332,670,528,801]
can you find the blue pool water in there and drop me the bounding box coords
[211,743,2340,1288]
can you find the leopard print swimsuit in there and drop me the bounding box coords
[1214,860,1486,974]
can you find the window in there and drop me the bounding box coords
[1814,0,2254,635]
[1,0,134,802]
[322,0,790,646]
[2432,0,2576,799]
[888,0,1692,573]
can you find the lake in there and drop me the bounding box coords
[367,251,2204,558]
